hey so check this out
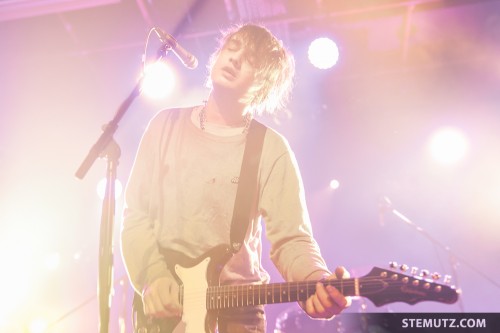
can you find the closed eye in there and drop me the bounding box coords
[225,38,242,52]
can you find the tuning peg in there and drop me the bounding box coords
[410,266,418,275]
[420,269,430,277]
[443,275,452,284]
[431,272,441,280]
[400,264,409,272]
[389,261,398,269]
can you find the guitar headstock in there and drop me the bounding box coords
[359,262,460,307]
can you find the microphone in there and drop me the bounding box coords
[153,27,198,69]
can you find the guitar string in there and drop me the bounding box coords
[180,278,449,296]
[178,278,453,305]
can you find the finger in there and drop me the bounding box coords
[325,285,351,310]
[144,284,173,318]
[334,266,350,279]
[306,295,324,318]
[149,294,170,318]
[304,297,313,316]
[316,282,334,308]
[144,295,161,317]
[312,294,327,316]
[162,283,182,315]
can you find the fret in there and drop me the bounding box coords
[211,286,215,309]
[207,286,211,309]
[240,284,244,307]
[306,282,316,299]
[222,287,226,308]
[217,287,222,309]
[258,284,261,305]
[267,284,271,304]
[283,283,288,301]
[298,282,305,301]
[287,282,296,302]
[232,285,236,308]
[249,285,253,306]
[224,285,228,308]
[240,285,244,306]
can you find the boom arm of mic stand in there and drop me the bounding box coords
[75,40,174,179]
[75,78,142,180]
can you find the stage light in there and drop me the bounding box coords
[73,251,82,261]
[0,230,36,316]
[96,178,123,200]
[329,179,340,190]
[428,127,469,166]
[308,37,339,69]
[28,318,48,333]
[141,61,176,99]
[44,252,60,271]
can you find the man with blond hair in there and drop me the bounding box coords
[121,23,350,333]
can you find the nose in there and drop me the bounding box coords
[229,50,244,69]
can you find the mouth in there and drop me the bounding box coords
[221,66,237,79]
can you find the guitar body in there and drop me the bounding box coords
[133,244,233,333]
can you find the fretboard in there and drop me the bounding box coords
[206,279,368,310]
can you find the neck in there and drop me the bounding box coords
[204,91,248,127]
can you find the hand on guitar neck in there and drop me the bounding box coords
[299,266,352,319]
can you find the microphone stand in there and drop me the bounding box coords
[382,197,500,312]
[74,33,182,333]
[74,79,141,333]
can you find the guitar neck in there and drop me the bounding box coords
[166,246,459,312]
[207,279,363,310]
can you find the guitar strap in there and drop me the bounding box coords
[229,119,267,253]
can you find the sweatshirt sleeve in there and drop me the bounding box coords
[120,112,171,294]
[260,134,331,282]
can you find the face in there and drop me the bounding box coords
[210,36,258,100]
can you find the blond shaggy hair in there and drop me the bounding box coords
[207,23,295,116]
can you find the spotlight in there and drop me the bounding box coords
[428,127,469,166]
[44,252,60,271]
[329,179,340,190]
[29,318,48,333]
[141,61,176,99]
[308,37,339,69]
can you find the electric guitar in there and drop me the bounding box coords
[133,244,459,333]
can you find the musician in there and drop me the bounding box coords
[121,23,351,332]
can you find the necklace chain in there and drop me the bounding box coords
[199,105,252,134]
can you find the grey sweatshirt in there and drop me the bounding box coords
[121,106,330,294]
